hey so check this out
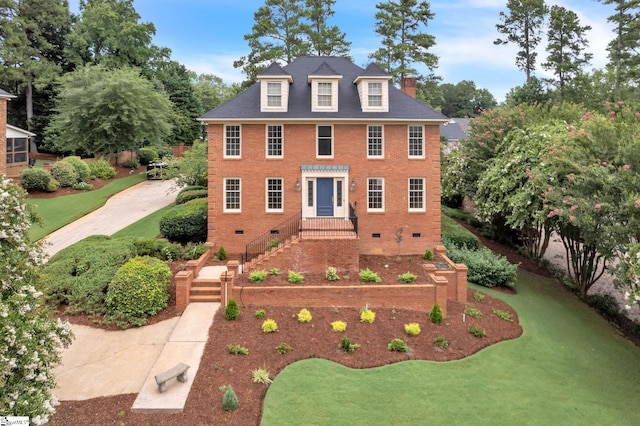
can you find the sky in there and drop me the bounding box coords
[69,0,617,102]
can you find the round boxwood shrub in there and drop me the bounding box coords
[159,198,207,243]
[137,147,159,165]
[62,156,91,181]
[20,168,53,192]
[51,160,79,187]
[105,256,171,319]
[175,189,207,205]
[88,159,116,179]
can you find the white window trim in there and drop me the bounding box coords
[408,177,426,212]
[224,124,241,159]
[408,125,425,159]
[354,77,389,112]
[316,125,334,159]
[260,79,289,112]
[265,124,284,158]
[310,79,340,112]
[367,177,385,213]
[367,124,384,159]
[223,177,241,213]
[265,177,284,213]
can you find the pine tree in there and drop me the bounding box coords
[303,0,351,58]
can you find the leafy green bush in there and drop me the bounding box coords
[331,320,347,332]
[222,385,239,412]
[276,342,292,354]
[179,185,207,193]
[88,159,116,179]
[157,145,174,160]
[266,237,280,251]
[255,309,266,319]
[137,147,159,165]
[133,237,160,256]
[62,156,91,181]
[122,158,140,169]
[493,309,514,322]
[269,267,279,276]
[51,160,79,187]
[159,198,207,243]
[404,323,421,336]
[387,338,408,352]
[445,245,517,288]
[47,178,60,192]
[182,242,208,260]
[588,294,621,320]
[227,344,249,355]
[434,336,449,349]
[339,336,360,353]
[430,303,443,324]
[161,242,185,261]
[249,270,268,283]
[288,270,304,284]
[359,268,382,283]
[175,189,208,205]
[397,272,417,283]
[216,246,227,260]
[469,325,487,338]
[252,367,272,385]
[262,319,278,333]
[473,292,486,302]
[441,213,480,250]
[20,168,53,192]
[423,249,434,260]
[72,181,93,191]
[464,306,482,318]
[297,308,312,323]
[325,266,340,281]
[359,307,376,324]
[105,256,171,324]
[225,298,240,320]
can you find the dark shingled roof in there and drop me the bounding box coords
[258,62,290,77]
[201,56,447,121]
[440,119,469,141]
[0,88,15,98]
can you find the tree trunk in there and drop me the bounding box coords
[26,79,33,131]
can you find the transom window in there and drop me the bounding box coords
[225,125,241,158]
[6,138,28,164]
[317,82,332,107]
[409,178,425,211]
[317,125,333,157]
[267,82,281,107]
[266,178,283,212]
[367,177,384,212]
[224,178,241,212]
[408,125,424,158]
[367,125,383,158]
[266,125,283,157]
[368,82,382,107]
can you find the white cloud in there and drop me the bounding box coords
[178,53,246,83]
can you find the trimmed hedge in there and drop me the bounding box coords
[179,185,207,193]
[20,168,54,192]
[441,213,480,250]
[137,147,159,165]
[62,156,91,181]
[175,189,207,205]
[445,244,517,288]
[159,198,208,243]
[51,160,79,187]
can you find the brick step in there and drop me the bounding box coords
[189,295,221,303]
[191,279,222,287]
[190,286,221,295]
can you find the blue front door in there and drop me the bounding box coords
[317,178,334,216]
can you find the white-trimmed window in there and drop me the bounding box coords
[367,177,384,212]
[267,82,282,107]
[368,82,383,107]
[318,82,332,106]
[408,125,424,158]
[317,125,333,158]
[367,125,383,158]
[225,125,241,158]
[266,125,283,158]
[408,178,425,211]
[224,178,241,212]
[266,178,283,212]
[310,77,341,112]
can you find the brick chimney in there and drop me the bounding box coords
[401,75,417,99]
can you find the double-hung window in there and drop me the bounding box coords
[368,82,383,107]
[266,178,283,212]
[266,125,283,158]
[408,125,424,158]
[224,178,241,212]
[225,125,241,158]
[267,82,282,107]
[317,125,333,157]
[367,177,384,212]
[408,178,425,211]
[367,125,383,158]
[317,82,332,107]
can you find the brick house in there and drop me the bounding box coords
[200,57,449,274]
[0,88,15,177]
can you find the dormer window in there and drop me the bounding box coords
[368,82,383,107]
[309,78,341,112]
[318,82,333,107]
[353,63,392,112]
[267,82,282,107]
[257,63,293,112]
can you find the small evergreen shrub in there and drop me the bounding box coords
[51,160,79,187]
[122,158,140,169]
[225,298,240,321]
[423,249,434,260]
[441,224,480,251]
[249,270,268,283]
[473,292,486,302]
[227,344,249,355]
[20,168,53,192]
[434,336,449,349]
[176,189,208,205]
[216,246,227,260]
[251,367,272,385]
[297,308,312,323]
[222,385,239,411]
[255,309,266,319]
[493,309,513,322]
[430,303,443,324]
[46,178,60,192]
[88,159,116,179]
[288,270,304,284]
[269,267,279,276]
[404,323,421,336]
[359,268,382,283]
[161,243,184,262]
[261,319,278,333]
[469,325,486,338]
[136,147,159,165]
[588,294,621,320]
[331,320,347,332]
[325,266,340,281]
[72,181,93,191]
[387,338,408,352]
[159,198,207,243]
[464,306,482,318]
[445,245,517,288]
[276,343,292,354]
[359,307,376,324]
[62,156,91,181]
[397,272,417,283]
[339,336,360,353]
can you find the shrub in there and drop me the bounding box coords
[51,160,79,187]
[46,178,60,192]
[222,385,239,411]
[445,245,518,288]
[62,156,91,181]
[72,181,93,191]
[339,336,360,353]
[441,214,480,250]
[473,292,486,302]
[249,270,268,283]
[227,344,249,355]
[88,159,116,179]
[387,338,408,352]
[216,246,227,261]
[588,294,621,320]
[137,147,159,165]
[325,266,340,281]
[423,249,434,260]
[434,336,449,349]
[157,145,174,159]
[176,189,208,205]
[397,272,417,283]
[159,198,207,243]
[288,270,304,284]
[359,268,382,283]
[182,242,208,260]
[430,303,443,324]
[179,185,207,193]
[20,168,53,192]
[262,319,278,333]
[161,242,184,262]
[266,237,280,251]
[105,256,171,323]
[276,343,292,354]
[404,323,421,336]
[269,267,279,276]
[493,309,514,322]
[225,298,240,321]
[464,306,482,318]
[331,320,347,332]
[359,307,376,324]
[122,158,140,169]
[252,367,273,385]
[255,309,266,319]
[297,308,312,323]
[469,325,487,338]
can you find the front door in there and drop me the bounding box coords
[317,178,334,216]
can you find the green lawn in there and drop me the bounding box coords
[111,205,173,239]
[262,271,640,425]
[27,173,146,241]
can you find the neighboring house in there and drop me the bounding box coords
[200,57,449,273]
[0,88,16,176]
[5,124,36,178]
[440,118,470,152]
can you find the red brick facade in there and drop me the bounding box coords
[0,97,7,176]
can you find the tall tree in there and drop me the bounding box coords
[494,0,549,82]
[369,0,438,83]
[191,73,238,115]
[304,0,351,57]
[437,81,497,117]
[542,5,593,102]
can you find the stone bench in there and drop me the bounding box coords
[154,363,190,393]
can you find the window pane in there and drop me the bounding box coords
[337,180,343,207]
[318,126,332,156]
[267,178,283,210]
[225,126,240,156]
[368,178,383,210]
[318,82,332,106]
[267,82,281,107]
[409,178,424,209]
[368,125,383,157]
[307,180,314,207]
[368,82,382,107]
[225,178,240,210]
[267,125,282,156]
[409,125,423,157]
